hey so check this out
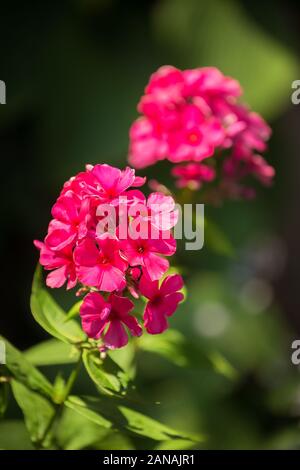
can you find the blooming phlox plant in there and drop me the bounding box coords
[128,66,274,200]
[35,164,183,350]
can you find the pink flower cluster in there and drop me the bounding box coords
[35,164,183,349]
[128,66,274,199]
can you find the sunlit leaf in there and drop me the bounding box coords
[82,350,121,396]
[108,342,136,381]
[118,406,201,442]
[65,395,112,429]
[138,329,189,367]
[30,265,86,344]
[0,336,53,397]
[11,380,55,447]
[24,339,80,366]
[56,406,110,450]
[70,395,202,443]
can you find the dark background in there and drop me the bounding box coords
[1,0,300,449]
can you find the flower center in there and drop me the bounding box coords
[188,132,200,144]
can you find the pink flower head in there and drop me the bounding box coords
[128,65,273,200]
[172,163,216,189]
[35,162,183,348]
[80,292,142,349]
[74,234,127,292]
[139,273,184,334]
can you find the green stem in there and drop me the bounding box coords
[37,352,82,449]
[63,353,82,399]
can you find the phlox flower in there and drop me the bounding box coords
[80,292,142,349]
[74,234,127,292]
[34,240,77,290]
[120,231,176,282]
[139,273,184,334]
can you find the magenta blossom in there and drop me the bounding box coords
[34,240,77,290]
[120,231,176,281]
[80,292,142,349]
[139,273,184,334]
[74,235,127,292]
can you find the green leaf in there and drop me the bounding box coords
[56,406,110,450]
[138,329,189,367]
[65,300,83,322]
[108,342,136,381]
[65,395,112,429]
[118,406,201,442]
[69,395,202,444]
[0,381,9,417]
[25,339,80,366]
[0,420,34,450]
[0,336,53,397]
[11,379,55,447]
[82,350,121,396]
[30,265,86,343]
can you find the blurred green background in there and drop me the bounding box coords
[1,0,300,449]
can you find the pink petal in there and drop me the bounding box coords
[138,274,159,300]
[109,294,134,316]
[121,314,143,337]
[132,176,146,187]
[45,228,76,251]
[80,292,111,339]
[104,320,128,349]
[76,265,103,288]
[161,292,184,317]
[74,239,99,267]
[92,164,122,192]
[98,266,126,292]
[143,303,168,335]
[144,253,169,281]
[160,274,184,296]
[46,266,67,288]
